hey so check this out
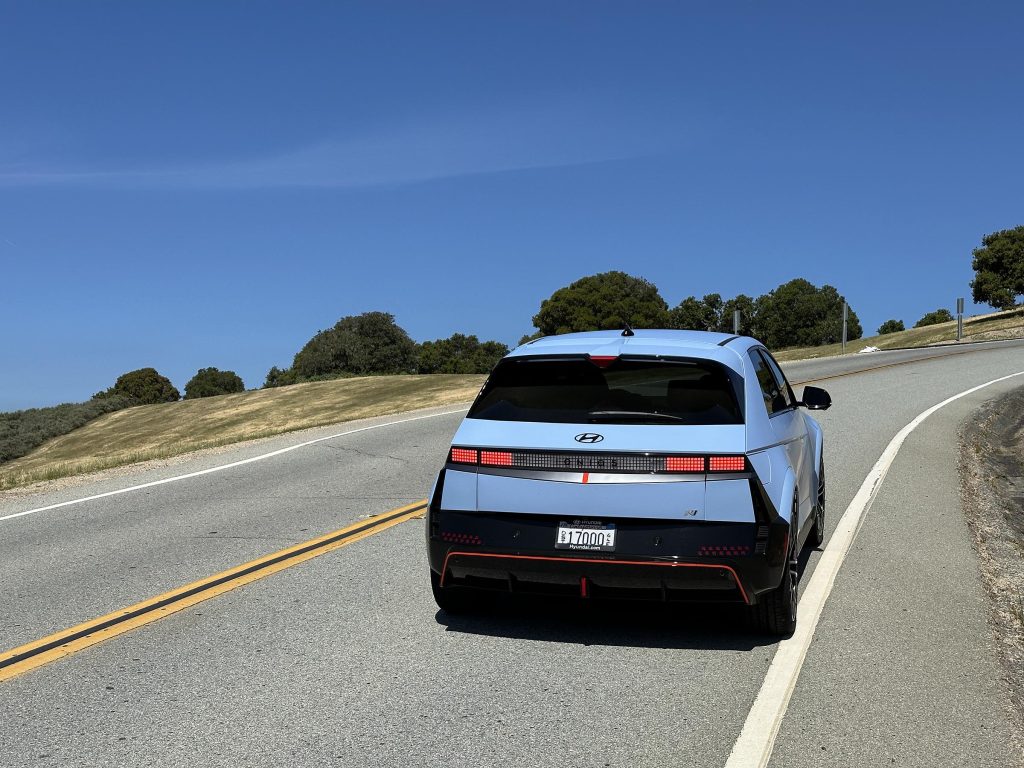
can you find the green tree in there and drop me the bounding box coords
[291,311,418,379]
[669,293,723,331]
[755,279,861,348]
[970,225,1024,310]
[718,294,758,335]
[877,319,905,335]
[418,334,509,374]
[184,367,245,399]
[263,366,299,388]
[97,368,180,404]
[531,271,670,336]
[914,308,954,328]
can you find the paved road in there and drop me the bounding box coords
[2,340,1023,767]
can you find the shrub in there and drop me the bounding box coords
[755,279,861,348]
[530,271,670,337]
[418,334,508,374]
[291,311,418,380]
[0,395,134,464]
[95,367,180,404]
[914,309,954,328]
[877,319,905,335]
[184,368,245,399]
[669,294,723,331]
[263,366,299,388]
[719,294,758,336]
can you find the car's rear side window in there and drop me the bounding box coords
[468,357,744,425]
[760,351,795,410]
[748,349,792,414]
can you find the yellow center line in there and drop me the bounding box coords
[0,499,428,683]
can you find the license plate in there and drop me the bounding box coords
[555,520,616,552]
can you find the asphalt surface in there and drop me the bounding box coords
[2,340,1023,767]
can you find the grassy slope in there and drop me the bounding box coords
[4,307,1022,491]
[773,307,1024,361]
[0,374,484,490]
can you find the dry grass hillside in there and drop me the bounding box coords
[4,306,1023,492]
[0,374,485,490]
[773,307,1024,361]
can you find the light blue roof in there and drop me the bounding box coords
[508,329,758,371]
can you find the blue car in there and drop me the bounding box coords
[426,329,831,635]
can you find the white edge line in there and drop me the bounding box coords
[724,369,1024,768]
[0,408,469,523]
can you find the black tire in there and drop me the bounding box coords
[751,497,799,636]
[809,459,825,549]
[430,569,483,615]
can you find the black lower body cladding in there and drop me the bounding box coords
[426,471,792,605]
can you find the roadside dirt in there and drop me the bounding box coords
[959,387,1024,763]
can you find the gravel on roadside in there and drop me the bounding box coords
[959,386,1024,765]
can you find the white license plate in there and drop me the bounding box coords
[555,520,616,552]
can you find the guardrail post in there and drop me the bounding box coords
[842,301,848,353]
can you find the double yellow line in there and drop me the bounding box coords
[0,500,427,683]
[3,341,1008,683]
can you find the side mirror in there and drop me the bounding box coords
[799,385,831,410]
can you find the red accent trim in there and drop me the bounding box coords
[440,551,750,604]
[709,455,746,472]
[580,576,589,598]
[449,447,478,464]
[697,545,751,556]
[665,456,706,473]
[480,450,513,467]
[582,472,589,484]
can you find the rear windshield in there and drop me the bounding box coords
[468,357,744,425]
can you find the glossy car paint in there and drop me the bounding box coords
[434,329,823,534]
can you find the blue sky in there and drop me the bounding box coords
[2,2,1022,410]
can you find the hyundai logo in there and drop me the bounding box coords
[574,433,604,444]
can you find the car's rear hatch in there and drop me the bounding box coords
[437,352,755,523]
[452,419,751,521]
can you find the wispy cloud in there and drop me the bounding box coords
[0,99,681,190]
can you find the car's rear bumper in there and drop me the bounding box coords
[427,507,791,605]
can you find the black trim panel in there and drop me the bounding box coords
[427,502,791,603]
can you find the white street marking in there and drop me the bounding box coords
[0,408,467,524]
[724,370,1024,768]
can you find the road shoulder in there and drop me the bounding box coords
[959,385,1024,758]
[769,383,1021,768]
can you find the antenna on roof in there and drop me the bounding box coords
[621,324,635,337]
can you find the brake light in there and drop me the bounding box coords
[480,450,514,467]
[450,447,478,464]
[588,355,618,368]
[709,455,746,472]
[665,456,705,472]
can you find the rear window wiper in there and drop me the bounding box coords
[586,410,686,423]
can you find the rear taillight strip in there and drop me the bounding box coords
[448,448,747,474]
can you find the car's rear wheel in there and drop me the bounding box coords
[751,496,799,636]
[430,569,484,615]
[809,459,825,549]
